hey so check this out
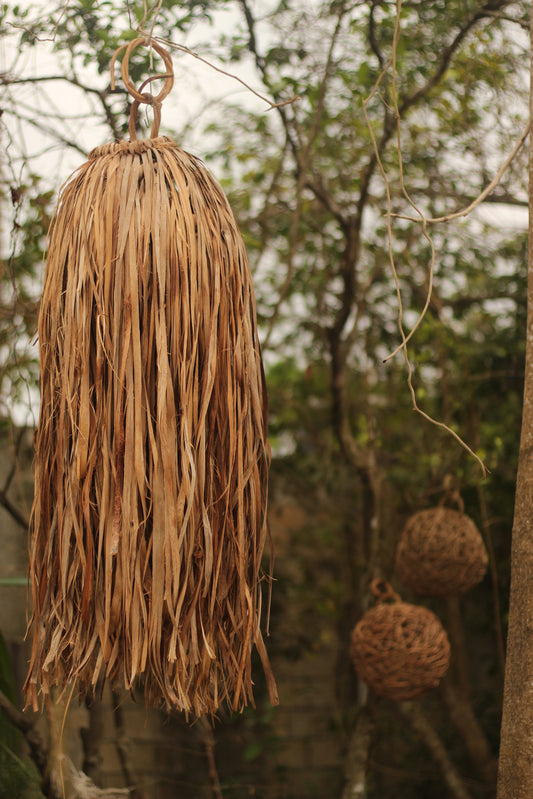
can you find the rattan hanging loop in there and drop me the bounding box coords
[395,507,488,597]
[350,581,450,701]
[110,37,174,139]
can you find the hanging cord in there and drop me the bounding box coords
[438,474,466,514]
[110,37,174,140]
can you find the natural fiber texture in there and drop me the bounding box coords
[395,507,488,597]
[350,599,450,701]
[25,136,277,717]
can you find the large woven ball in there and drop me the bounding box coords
[395,508,488,597]
[350,601,450,701]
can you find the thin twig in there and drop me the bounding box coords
[362,0,488,477]
[199,718,223,799]
[138,34,299,111]
[398,701,474,799]
[263,2,350,348]
[390,121,530,226]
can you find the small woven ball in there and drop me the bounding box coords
[395,507,488,597]
[350,601,450,701]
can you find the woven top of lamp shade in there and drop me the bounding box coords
[350,598,450,701]
[395,507,488,597]
[88,135,175,157]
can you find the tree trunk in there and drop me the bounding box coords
[496,11,533,798]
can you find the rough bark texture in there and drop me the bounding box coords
[496,12,533,797]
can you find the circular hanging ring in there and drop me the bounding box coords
[370,579,400,604]
[110,37,174,140]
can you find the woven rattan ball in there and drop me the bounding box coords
[350,600,450,701]
[395,507,488,597]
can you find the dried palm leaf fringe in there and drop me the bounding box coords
[25,136,277,717]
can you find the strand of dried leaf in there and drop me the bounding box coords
[25,135,277,717]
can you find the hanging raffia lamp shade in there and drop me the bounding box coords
[24,38,277,717]
[350,581,450,701]
[395,506,488,597]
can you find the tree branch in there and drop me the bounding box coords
[258,0,352,345]
[398,0,517,117]
[341,706,376,799]
[397,701,474,799]
[2,106,88,157]
[238,0,350,223]
[391,121,530,225]
[111,688,148,799]
[0,488,29,530]
[238,0,296,153]
[81,694,104,785]
[359,0,516,221]
[1,73,124,141]
[0,688,62,799]
[368,1,385,70]
[440,677,498,786]
[199,718,223,799]
[2,427,26,493]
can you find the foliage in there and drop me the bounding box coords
[0,632,42,798]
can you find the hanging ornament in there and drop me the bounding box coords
[25,38,277,717]
[350,581,450,701]
[395,506,488,597]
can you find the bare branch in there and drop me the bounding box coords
[2,426,27,495]
[1,73,124,141]
[262,1,352,345]
[440,676,498,786]
[0,487,29,530]
[0,688,62,799]
[398,0,516,117]
[391,121,530,224]
[199,718,223,799]
[3,107,88,157]
[368,0,385,70]
[238,0,299,158]
[341,707,376,799]
[147,34,299,113]
[397,701,474,799]
[111,688,148,799]
[358,0,516,220]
